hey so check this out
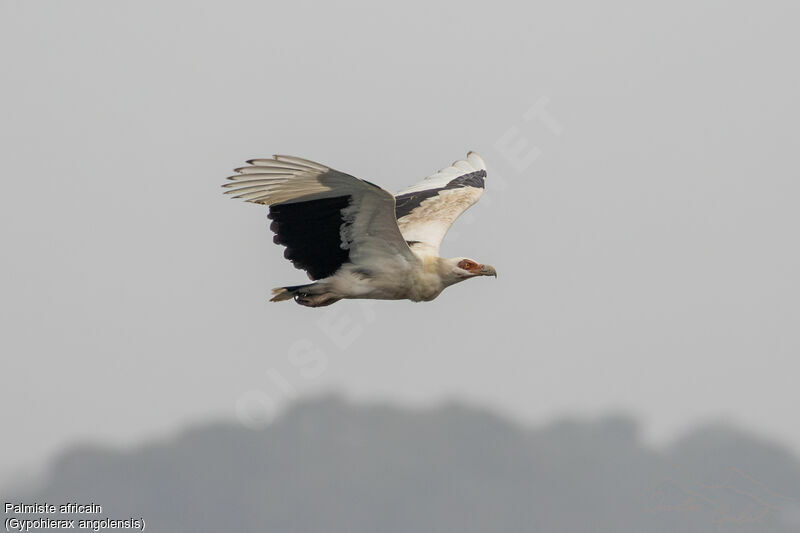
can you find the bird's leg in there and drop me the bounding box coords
[294,293,341,307]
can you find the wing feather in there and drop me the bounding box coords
[224,155,416,279]
[395,151,487,254]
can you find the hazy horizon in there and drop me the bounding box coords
[7,395,800,532]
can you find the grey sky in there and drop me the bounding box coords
[1,0,798,484]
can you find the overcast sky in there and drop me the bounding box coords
[1,0,798,485]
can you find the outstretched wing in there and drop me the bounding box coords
[224,155,416,280]
[394,151,486,255]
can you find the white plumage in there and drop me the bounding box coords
[223,152,496,307]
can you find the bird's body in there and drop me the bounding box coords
[223,152,496,307]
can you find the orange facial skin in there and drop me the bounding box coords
[457,259,480,273]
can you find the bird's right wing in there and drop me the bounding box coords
[394,152,486,255]
[223,155,417,280]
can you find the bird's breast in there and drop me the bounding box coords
[407,267,445,302]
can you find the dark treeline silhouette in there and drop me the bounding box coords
[7,395,800,532]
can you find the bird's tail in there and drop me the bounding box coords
[270,283,314,302]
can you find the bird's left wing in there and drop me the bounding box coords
[394,151,486,255]
[223,155,417,280]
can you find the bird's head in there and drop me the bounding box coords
[440,257,498,285]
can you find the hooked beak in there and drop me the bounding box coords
[479,264,497,278]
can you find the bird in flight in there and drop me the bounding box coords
[223,152,496,307]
